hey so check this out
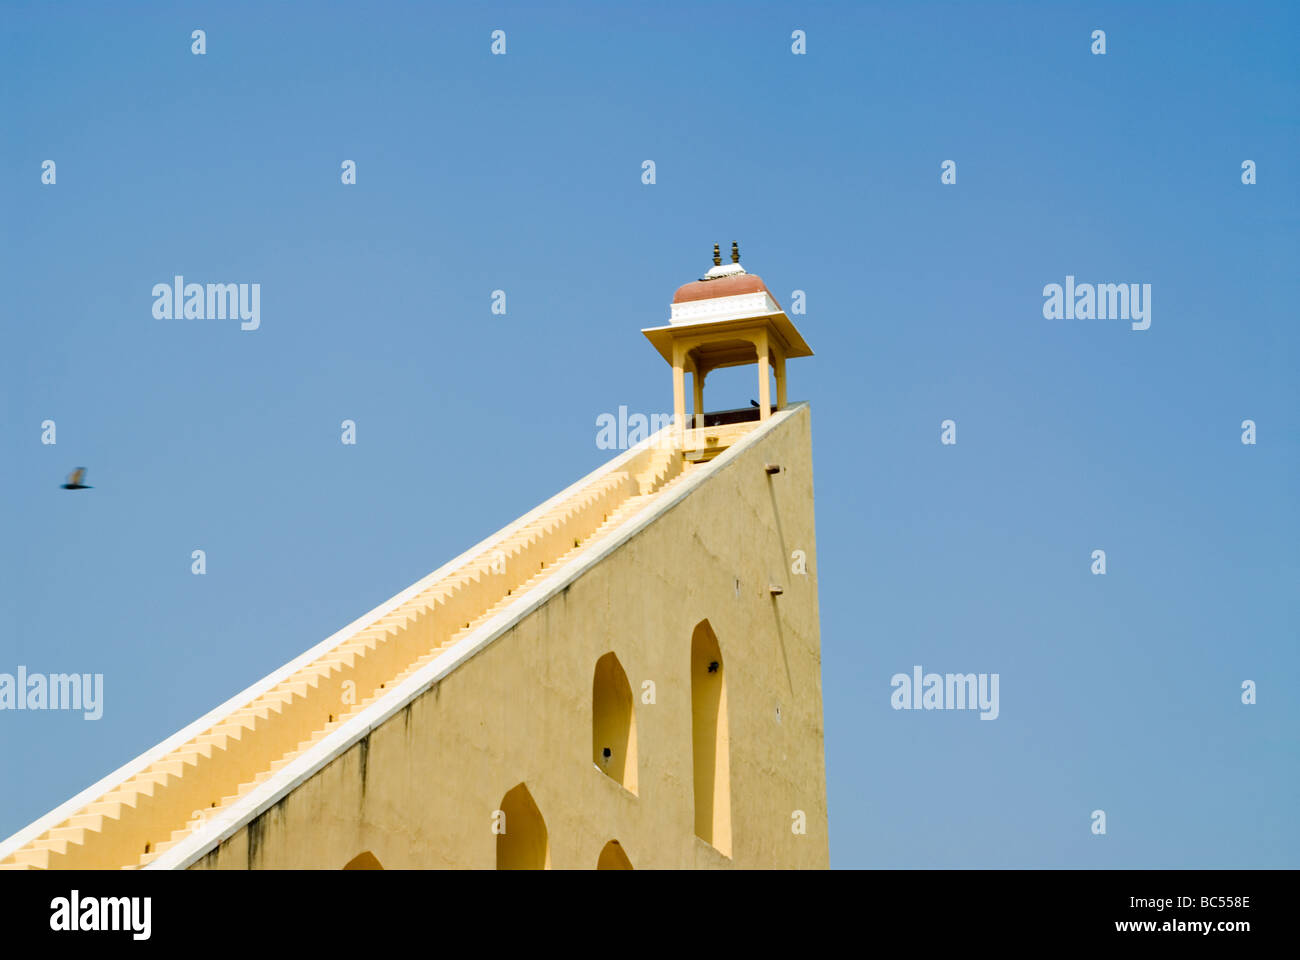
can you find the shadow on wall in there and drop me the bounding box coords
[342,851,383,870]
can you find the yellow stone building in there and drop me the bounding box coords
[0,247,828,869]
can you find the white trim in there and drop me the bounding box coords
[702,263,746,280]
[150,403,804,870]
[669,292,780,326]
[0,425,684,862]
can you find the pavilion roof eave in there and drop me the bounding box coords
[640,313,814,366]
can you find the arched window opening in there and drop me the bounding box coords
[496,782,550,870]
[342,851,383,870]
[691,619,732,856]
[592,652,638,794]
[685,342,783,427]
[596,839,634,870]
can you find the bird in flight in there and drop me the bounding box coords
[61,468,92,490]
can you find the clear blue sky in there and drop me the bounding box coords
[2,1,1296,867]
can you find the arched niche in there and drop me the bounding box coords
[691,619,731,856]
[592,652,638,793]
[596,839,633,870]
[496,782,550,870]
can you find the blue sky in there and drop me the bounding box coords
[2,1,1296,867]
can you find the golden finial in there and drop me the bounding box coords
[731,242,740,264]
[712,243,722,267]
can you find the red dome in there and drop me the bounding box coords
[672,273,781,310]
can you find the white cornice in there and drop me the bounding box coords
[670,292,780,326]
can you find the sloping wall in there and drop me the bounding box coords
[190,404,827,869]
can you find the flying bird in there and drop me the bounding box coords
[708,661,719,674]
[61,468,92,490]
